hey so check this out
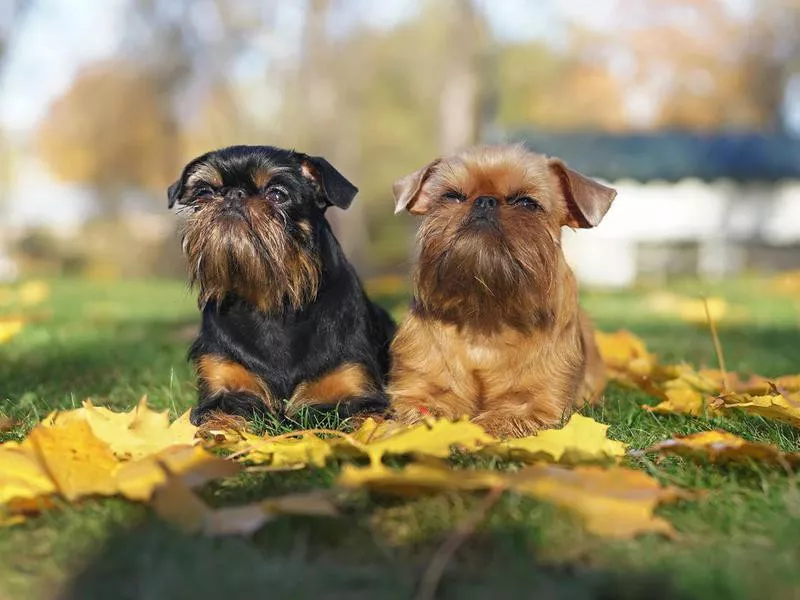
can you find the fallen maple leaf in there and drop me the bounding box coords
[597,329,800,425]
[115,445,242,502]
[643,387,711,417]
[43,396,198,460]
[0,443,57,507]
[717,393,800,429]
[28,420,119,501]
[337,463,503,496]
[510,464,685,539]
[484,414,626,464]
[228,431,336,468]
[338,462,685,539]
[347,417,496,465]
[1,403,235,523]
[595,330,656,374]
[642,430,800,466]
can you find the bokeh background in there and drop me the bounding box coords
[2,0,800,287]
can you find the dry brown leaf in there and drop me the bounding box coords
[0,414,18,433]
[642,430,800,466]
[484,414,626,464]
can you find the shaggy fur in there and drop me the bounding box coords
[168,145,395,425]
[388,144,615,438]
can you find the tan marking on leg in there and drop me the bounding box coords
[288,363,375,414]
[196,354,272,403]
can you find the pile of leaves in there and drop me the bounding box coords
[3,325,800,542]
[595,330,800,426]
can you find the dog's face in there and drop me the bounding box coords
[393,145,616,328]
[168,145,358,312]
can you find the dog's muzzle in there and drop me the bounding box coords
[467,195,498,227]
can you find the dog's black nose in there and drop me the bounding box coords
[474,196,497,210]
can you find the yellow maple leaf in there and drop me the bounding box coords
[338,463,503,495]
[643,430,800,466]
[229,431,335,468]
[511,464,684,539]
[595,330,654,372]
[352,417,496,465]
[643,387,710,417]
[27,420,118,501]
[718,393,800,428]
[0,443,57,506]
[115,445,242,502]
[43,397,198,460]
[0,318,24,344]
[337,462,685,539]
[485,414,626,464]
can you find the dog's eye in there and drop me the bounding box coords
[442,191,465,203]
[512,196,542,210]
[192,185,214,198]
[193,186,215,200]
[265,187,289,204]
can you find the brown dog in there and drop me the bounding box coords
[387,144,616,438]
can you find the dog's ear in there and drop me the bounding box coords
[392,159,441,215]
[167,180,183,209]
[301,156,358,210]
[548,158,616,228]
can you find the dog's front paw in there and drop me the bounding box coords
[189,391,271,426]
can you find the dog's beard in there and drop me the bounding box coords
[182,202,320,312]
[414,208,559,330]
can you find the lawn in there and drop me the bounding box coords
[1,277,799,600]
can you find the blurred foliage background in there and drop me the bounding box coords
[1,0,800,282]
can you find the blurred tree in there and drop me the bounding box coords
[36,62,177,217]
[740,0,800,131]
[586,0,800,130]
[437,0,488,153]
[495,37,627,131]
[0,0,35,213]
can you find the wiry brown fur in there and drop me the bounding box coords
[389,145,614,438]
[181,164,320,313]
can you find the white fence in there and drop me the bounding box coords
[563,179,800,287]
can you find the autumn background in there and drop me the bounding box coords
[3,1,800,599]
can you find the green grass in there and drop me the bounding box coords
[1,277,800,600]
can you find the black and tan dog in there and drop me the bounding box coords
[168,145,395,425]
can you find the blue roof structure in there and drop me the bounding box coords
[507,130,800,182]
